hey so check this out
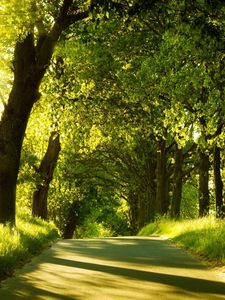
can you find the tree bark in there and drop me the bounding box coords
[171,144,183,218]
[155,137,168,216]
[213,146,225,218]
[0,2,90,225]
[0,34,42,225]
[138,161,157,227]
[32,132,61,219]
[138,186,156,227]
[128,192,139,235]
[198,151,210,217]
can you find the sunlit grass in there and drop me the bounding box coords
[0,211,59,279]
[138,216,225,265]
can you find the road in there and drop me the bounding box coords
[0,237,225,299]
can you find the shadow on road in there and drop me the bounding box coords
[0,237,225,299]
[54,237,207,270]
[45,255,225,295]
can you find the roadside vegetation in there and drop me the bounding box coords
[0,210,59,280]
[138,217,225,265]
[0,1,224,254]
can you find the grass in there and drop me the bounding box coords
[0,211,59,279]
[138,216,225,265]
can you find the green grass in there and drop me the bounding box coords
[138,216,225,265]
[0,212,59,279]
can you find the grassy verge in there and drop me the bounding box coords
[138,216,225,266]
[0,212,59,280]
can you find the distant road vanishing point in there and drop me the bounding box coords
[0,237,225,299]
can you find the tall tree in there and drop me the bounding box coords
[0,1,95,225]
[155,136,168,216]
[213,146,225,218]
[171,143,184,218]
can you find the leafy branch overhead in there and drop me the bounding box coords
[0,0,224,234]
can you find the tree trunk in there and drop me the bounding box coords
[63,201,81,239]
[139,167,156,226]
[32,132,61,219]
[156,137,168,216]
[128,192,139,235]
[198,151,210,217]
[0,34,43,225]
[171,144,183,218]
[138,187,156,227]
[213,146,225,218]
[0,3,90,225]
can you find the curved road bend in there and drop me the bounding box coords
[0,237,225,299]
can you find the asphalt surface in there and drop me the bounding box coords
[0,237,225,299]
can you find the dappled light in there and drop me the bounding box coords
[0,1,225,298]
[0,238,225,299]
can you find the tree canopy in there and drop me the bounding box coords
[0,0,224,235]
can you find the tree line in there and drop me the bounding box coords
[0,0,224,237]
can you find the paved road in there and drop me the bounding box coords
[0,237,225,299]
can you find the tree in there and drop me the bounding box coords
[53,0,225,224]
[4,0,225,232]
[0,1,97,225]
[62,200,81,239]
[213,145,225,218]
[170,143,184,218]
[155,135,169,216]
[32,131,61,219]
[141,1,225,218]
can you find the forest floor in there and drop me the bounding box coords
[0,237,225,299]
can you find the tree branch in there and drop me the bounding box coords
[36,1,91,72]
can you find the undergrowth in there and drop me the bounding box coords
[138,216,225,265]
[0,211,59,279]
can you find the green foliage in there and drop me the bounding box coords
[181,182,199,219]
[76,219,112,239]
[138,217,225,264]
[0,210,59,279]
[11,0,225,237]
[0,0,33,39]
